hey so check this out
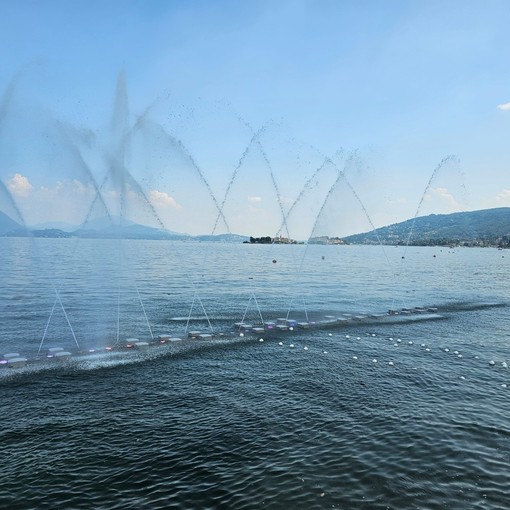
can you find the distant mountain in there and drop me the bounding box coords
[75,224,187,240]
[342,207,510,248]
[79,216,136,230]
[0,210,22,235]
[75,216,188,239]
[30,221,78,232]
[0,210,246,241]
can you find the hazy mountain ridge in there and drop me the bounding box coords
[1,208,509,246]
[342,207,510,247]
[0,212,248,242]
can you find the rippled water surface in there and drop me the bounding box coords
[1,239,509,509]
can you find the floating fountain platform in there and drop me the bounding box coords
[2,353,28,368]
[0,306,447,371]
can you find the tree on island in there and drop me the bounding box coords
[248,236,272,244]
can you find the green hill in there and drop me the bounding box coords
[342,207,510,248]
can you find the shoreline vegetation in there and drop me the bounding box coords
[1,207,509,248]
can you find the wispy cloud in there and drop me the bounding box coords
[497,102,510,111]
[495,188,510,203]
[247,196,262,203]
[424,187,462,211]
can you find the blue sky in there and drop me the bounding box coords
[1,0,509,237]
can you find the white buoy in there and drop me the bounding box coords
[475,356,479,359]
[408,341,413,345]
[289,327,294,331]
[304,346,309,351]
[259,338,264,342]
[502,383,508,388]
[323,351,328,354]
[278,342,283,346]
[328,333,333,337]
[453,350,459,355]
[389,337,394,341]
[388,361,394,366]
[489,360,496,366]
[502,362,508,368]
[356,337,361,340]
[372,358,378,363]
[458,354,463,358]
[425,348,430,352]
[444,348,450,352]
[345,335,350,339]
[460,376,465,380]
[353,356,358,360]
[289,344,295,348]
[394,343,398,347]
[371,334,376,337]
[240,333,244,337]
[397,339,401,343]
[421,344,426,347]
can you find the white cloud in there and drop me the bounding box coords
[149,190,181,209]
[497,102,510,111]
[7,173,34,197]
[495,188,510,204]
[247,196,262,203]
[424,187,462,212]
[72,179,94,194]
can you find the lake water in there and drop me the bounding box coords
[0,238,509,509]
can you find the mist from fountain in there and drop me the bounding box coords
[0,70,481,362]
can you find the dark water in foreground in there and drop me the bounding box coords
[0,240,509,509]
